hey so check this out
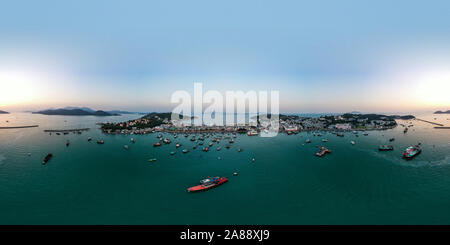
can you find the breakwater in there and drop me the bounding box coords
[44,128,90,133]
[0,125,39,129]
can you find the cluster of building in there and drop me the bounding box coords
[101,113,398,135]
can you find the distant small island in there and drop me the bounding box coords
[33,108,119,116]
[434,110,450,114]
[0,110,9,114]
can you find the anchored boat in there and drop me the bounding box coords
[42,153,53,165]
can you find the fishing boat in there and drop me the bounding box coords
[97,140,104,144]
[187,177,228,192]
[379,145,394,151]
[402,145,422,159]
[42,153,53,165]
[315,146,332,157]
[153,142,161,147]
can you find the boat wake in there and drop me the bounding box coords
[0,154,5,165]
[361,148,450,167]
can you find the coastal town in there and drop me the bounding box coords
[100,112,410,135]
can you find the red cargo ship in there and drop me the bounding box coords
[187,177,228,192]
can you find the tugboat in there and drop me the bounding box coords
[42,153,53,165]
[402,145,422,159]
[153,142,161,147]
[97,140,104,144]
[66,140,70,147]
[379,145,394,151]
[187,177,228,192]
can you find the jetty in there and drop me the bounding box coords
[434,127,450,129]
[44,128,90,133]
[415,118,444,126]
[0,125,39,129]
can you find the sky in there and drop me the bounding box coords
[0,0,450,113]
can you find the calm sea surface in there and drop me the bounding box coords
[0,112,449,224]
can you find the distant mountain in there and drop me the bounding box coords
[62,106,95,113]
[33,108,119,116]
[0,110,9,114]
[106,110,138,114]
[434,110,450,114]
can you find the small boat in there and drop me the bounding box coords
[237,148,243,152]
[199,141,204,145]
[163,138,171,144]
[193,145,198,149]
[305,139,311,143]
[225,144,230,149]
[209,142,213,147]
[187,177,228,192]
[351,141,355,145]
[124,145,129,150]
[88,137,92,141]
[42,153,53,165]
[202,147,209,152]
[404,128,408,133]
[337,133,344,137]
[363,133,369,136]
[170,151,176,155]
[97,140,104,144]
[322,139,328,142]
[182,149,189,153]
[148,158,157,162]
[153,142,161,147]
[389,138,395,142]
[252,158,255,162]
[379,145,394,151]
[56,133,61,135]
[217,146,222,151]
[66,140,70,147]
[402,145,422,159]
[131,138,135,143]
[176,143,181,148]
[63,132,69,135]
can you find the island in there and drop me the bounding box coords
[434,110,450,114]
[33,108,119,116]
[0,110,9,114]
[100,112,410,135]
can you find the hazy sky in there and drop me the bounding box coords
[1,0,450,113]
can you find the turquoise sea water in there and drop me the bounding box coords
[0,112,449,224]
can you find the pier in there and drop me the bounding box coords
[0,125,39,129]
[44,128,90,133]
[415,118,444,126]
